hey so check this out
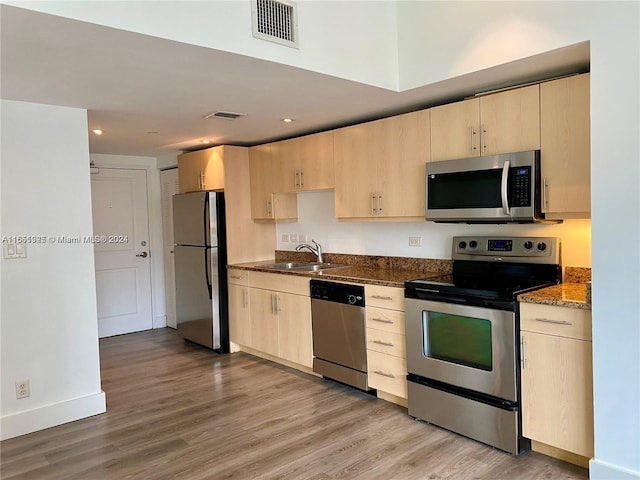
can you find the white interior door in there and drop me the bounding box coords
[91,168,153,337]
[160,168,179,328]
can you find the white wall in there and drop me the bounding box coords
[7,0,400,90]
[397,2,590,91]
[0,100,105,440]
[277,191,591,267]
[157,153,179,170]
[90,154,167,329]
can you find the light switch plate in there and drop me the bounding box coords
[289,234,298,242]
[3,243,27,259]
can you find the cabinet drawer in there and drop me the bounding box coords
[365,285,404,310]
[520,303,591,341]
[367,350,407,399]
[365,306,405,334]
[227,269,248,286]
[249,271,310,296]
[366,328,406,358]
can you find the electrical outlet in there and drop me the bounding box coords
[409,236,422,247]
[15,380,30,399]
[281,234,290,242]
[289,234,298,242]
[298,234,308,242]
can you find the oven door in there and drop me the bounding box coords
[405,297,517,402]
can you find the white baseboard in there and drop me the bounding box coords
[590,458,640,480]
[0,391,106,441]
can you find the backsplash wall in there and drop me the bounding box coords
[276,191,592,267]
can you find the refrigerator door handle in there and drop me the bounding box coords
[204,247,213,300]
[203,193,210,246]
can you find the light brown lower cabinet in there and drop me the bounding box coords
[365,285,408,403]
[241,272,313,369]
[228,269,251,349]
[520,303,594,460]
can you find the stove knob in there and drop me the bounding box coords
[347,295,357,305]
[469,240,478,248]
[458,241,467,249]
[524,241,533,250]
[537,242,547,251]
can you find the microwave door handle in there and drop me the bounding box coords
[501,160,510,216]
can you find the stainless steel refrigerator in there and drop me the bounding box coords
[173,192,229,352]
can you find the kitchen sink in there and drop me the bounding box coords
[265,262,310,270]
[264,261,348,272]
[294,263,348,271]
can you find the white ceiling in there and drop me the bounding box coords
[0,5,590,158]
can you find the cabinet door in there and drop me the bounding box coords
[297,131,334,191]
[430,98,480,161]
[521,331,594,458]
[228,284,251,346]
[201,147,225,191]
[270,138,298,193]
[249,288,279,356]
[277,293,312,367]
[248,144,274,221]
[367,350,407,399]
[540,73,590,218]
[377,110,430,217]
[334,121,380,218]
[178,150,205,193]
[480,84,540,155]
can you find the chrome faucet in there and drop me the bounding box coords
[296,239,323,263]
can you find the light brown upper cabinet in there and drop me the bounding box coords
[178,147,225,193]
[430,85,540,161]
[271,131,335,193]
[248,143,297,222]
[540,73,590,219]
[334,110,430,219]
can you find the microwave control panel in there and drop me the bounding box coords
[510,166,531,207]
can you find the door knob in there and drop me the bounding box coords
[136,252,148,258]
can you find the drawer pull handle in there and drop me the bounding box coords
[374,371,395,379]
[373,340,394,347]
[371,318,393,324]
[535,317,573,326]
[230,275,242,280]
[372,295,393,300]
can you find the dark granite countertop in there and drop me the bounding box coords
[228,259,446,288]
[518,283,591,310]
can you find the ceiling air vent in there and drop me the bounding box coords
[203,111,246,120]
[251,0,298,49]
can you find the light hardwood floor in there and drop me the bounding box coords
[1,328,589,480]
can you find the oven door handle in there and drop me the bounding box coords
[501,160,510,216]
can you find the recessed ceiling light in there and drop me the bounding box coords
[281,118,295,123]
[201,140,211,144]
[92,129,103,135]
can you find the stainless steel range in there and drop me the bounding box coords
[404,236,561,454]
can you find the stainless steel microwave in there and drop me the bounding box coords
[425,150,555,223]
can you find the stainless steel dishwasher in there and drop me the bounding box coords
[310,279,371,391]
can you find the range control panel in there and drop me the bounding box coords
[452,236,560,264]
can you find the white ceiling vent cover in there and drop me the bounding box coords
[251,0,298,49]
